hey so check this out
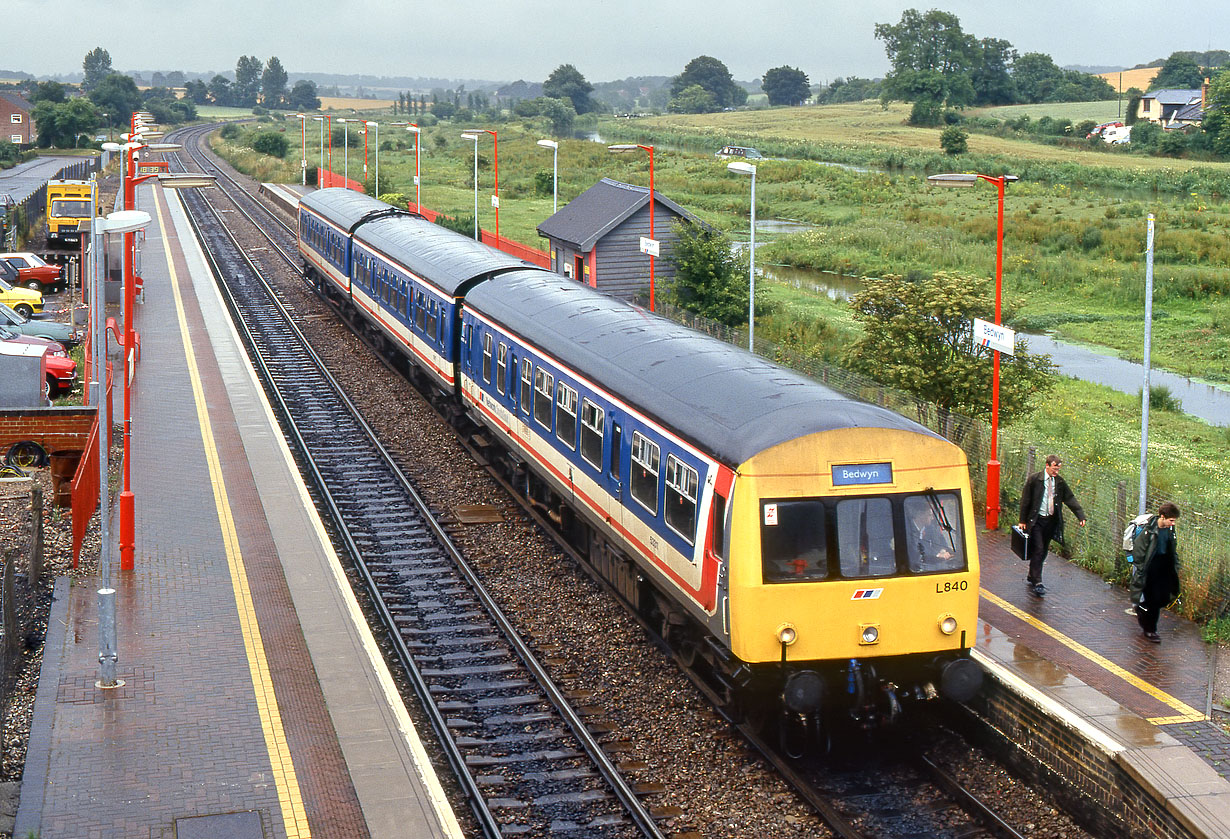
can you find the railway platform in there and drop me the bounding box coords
[13,181,463,839]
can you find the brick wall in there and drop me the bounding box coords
[0,407,97,457]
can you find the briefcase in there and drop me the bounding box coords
[1011,525,1029,561]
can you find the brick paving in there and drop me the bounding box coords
[979,526,1230,774]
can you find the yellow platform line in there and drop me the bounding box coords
[981,589,1205,724]
[156,186,312,837]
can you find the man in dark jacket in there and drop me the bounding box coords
[1134,502,1181,643]
[1017,454,1086,597]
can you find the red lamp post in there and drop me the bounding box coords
[927,172,1018,530]
[407,124,421,212]
[608,144,656,311]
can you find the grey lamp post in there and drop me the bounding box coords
[537,139,559,215]
[728,161,756,352]
[461,132,480,239]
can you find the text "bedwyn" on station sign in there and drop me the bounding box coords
[972,317,1015,356]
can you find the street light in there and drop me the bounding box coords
[537,139,558,215]
[406,125,421,212]
[337,118,353,184]
[295,113,307,186]
[365,121,379,196]
[313,117,325,184]
[326,113,333,185]
[728,161,756,352]
[461,132,480,240]
[927,171,1019,530]
[89,206,150,689]
[608,143,656,311]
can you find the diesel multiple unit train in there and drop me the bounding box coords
[298,187,983,740]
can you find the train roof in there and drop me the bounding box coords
[300,188,531,294]
[466,271,943,467]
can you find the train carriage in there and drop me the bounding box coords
[460,270,981,730]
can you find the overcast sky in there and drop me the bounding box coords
[6,0,1226,85]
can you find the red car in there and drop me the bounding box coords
[1,253,64,293]
[0,324,77,396]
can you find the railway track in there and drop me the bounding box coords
[162,123,1055,839]
[165,124,665,839]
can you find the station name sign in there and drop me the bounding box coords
[832,462,893,486]
[972,317,1016,356]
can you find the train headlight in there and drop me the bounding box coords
[859,624,879,645]
[776,623,798,646]
[939,614,958,635]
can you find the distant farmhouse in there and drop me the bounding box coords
[1137,81,1208,130]
[0,91,34,145]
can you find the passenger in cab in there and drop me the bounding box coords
[906,500,956,572]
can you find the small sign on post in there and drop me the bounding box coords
[491,195,500,209]
[972,318,1016,356]
[639,236,659,257]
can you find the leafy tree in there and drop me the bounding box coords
[251,130,290,157]
[1130,119,1163,149]
[875,9,977,112]
[664,221,753,326]
[1199,70,1230,156]
[88,74,142,128]
[940,125,968,155]
[1152,52,1205,89]
[1009,52,1066,103]
[165,71,186,87]
[543,64,595,115]
[287,80,320,111]
[261,57,289,109]
[814,76,881,104]
[28,81,67,104]
[31,99,98,147]
[0,139,20,167]
[234,55,263,107]
[971,38,1017,106]
[209,75,234,106]
[845,273,1055,427]
[183,79,209,105]
[82,47,112,92]
[432,100,458,119]
[762,66,810,106]
[668,84,718,114]
[671,55,747,110]
[539,97,576,135]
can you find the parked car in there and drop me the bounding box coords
[0,325,77,396]
[0,270,44,318]
[1,252,64,292]
[715,145,764,160]
[0,301,77,345]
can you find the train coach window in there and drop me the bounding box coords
[836,498,896,578]
[630,432,659,515]
[415,292,426,330]
[761,500,827,582]
[482,333,493,383]
[664,456,698,545]
[426,300,439,341]
[580,399,604,469]
[903,493,965,573]
[533,368,554,429]
[520,360,532,415]
[555,384,578,449]
[496,344,507,395]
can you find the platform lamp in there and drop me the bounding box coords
[608,144,656,311]
[481,129,499,246]
[727,160,757,352]
[336,118,353,185]
[104,140,215,571]
[461,133,480,239]
[326,114,333,185]
[313,117,325,184]
[89,207,151,689]
[406,125,421,212]
[295,113,307,186]
[537,139,558,215]
[365,121,379,196]
[926,172,1019,530]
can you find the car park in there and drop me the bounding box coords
[0,324,76,396]
[715,145,764,160]
[0,270,45,318]
[1,252,64,292]
[0,301,76,345]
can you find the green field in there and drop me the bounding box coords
[972,100,1127,123]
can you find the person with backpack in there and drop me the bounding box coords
[1133,502,1181,643]
[1018,455,1086,597]
[1123,511,1156,613]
